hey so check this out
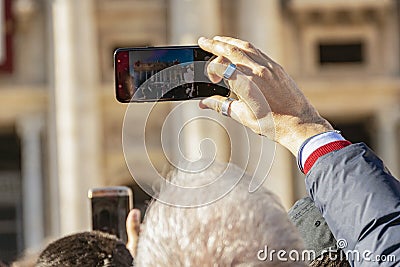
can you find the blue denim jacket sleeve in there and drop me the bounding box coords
[306,143,400,266]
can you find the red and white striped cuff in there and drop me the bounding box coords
[297,131,352,174]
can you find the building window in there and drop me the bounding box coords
[319,42,364,65]
[0,131,22,264]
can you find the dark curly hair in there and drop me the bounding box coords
[36,231,133,267]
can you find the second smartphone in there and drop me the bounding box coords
[114,45,230,103]
[88,186,133,243]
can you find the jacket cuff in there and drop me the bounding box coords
[297,131,352,174]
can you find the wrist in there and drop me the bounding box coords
[276,119,334,156]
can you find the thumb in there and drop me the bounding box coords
[126,208,141,257]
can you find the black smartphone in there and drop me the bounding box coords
[88,186,133,243]
[114,45,230,103]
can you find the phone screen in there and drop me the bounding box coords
[115,46,230,102]
[89,187,133,243]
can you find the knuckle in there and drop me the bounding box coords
[207,60,222,75]
[207,61,216,73]
[215,102,222,113]
[254,66,270,78]
[243,41,254,50]
[227,46,241,56]
[249,121,262,135]
[271,61,283,71]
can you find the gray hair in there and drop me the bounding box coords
[135,161,305,266]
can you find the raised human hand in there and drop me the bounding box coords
[198,36,333,155]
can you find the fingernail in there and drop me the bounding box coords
[200,98,213,108]
[198,36,207,44]
[199,100,207,109]
[132,209,140,223]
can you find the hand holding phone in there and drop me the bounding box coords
[114,45,230,102]
[88,186,133,243]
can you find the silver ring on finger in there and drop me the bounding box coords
[223,63,237,80]
[221,97,235,117]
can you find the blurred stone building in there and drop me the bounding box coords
[0,0,399,263]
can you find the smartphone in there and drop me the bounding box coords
[114,45,230,103]
[88,186,133,243]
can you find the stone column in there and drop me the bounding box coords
[237,0,294,209]
[17,114,45,251]
[376,107,400,178]
[237,0,284,59]
[47,0,103,235]
[168,0,221,45]
[167,0,230,162]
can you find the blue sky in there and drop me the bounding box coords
[131,48,194,64]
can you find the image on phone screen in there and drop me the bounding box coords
[115,46,230,102]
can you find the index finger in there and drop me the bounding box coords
[198,37,258,69]
[213,36,258,54]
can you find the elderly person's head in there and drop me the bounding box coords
[135,160,305,266]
